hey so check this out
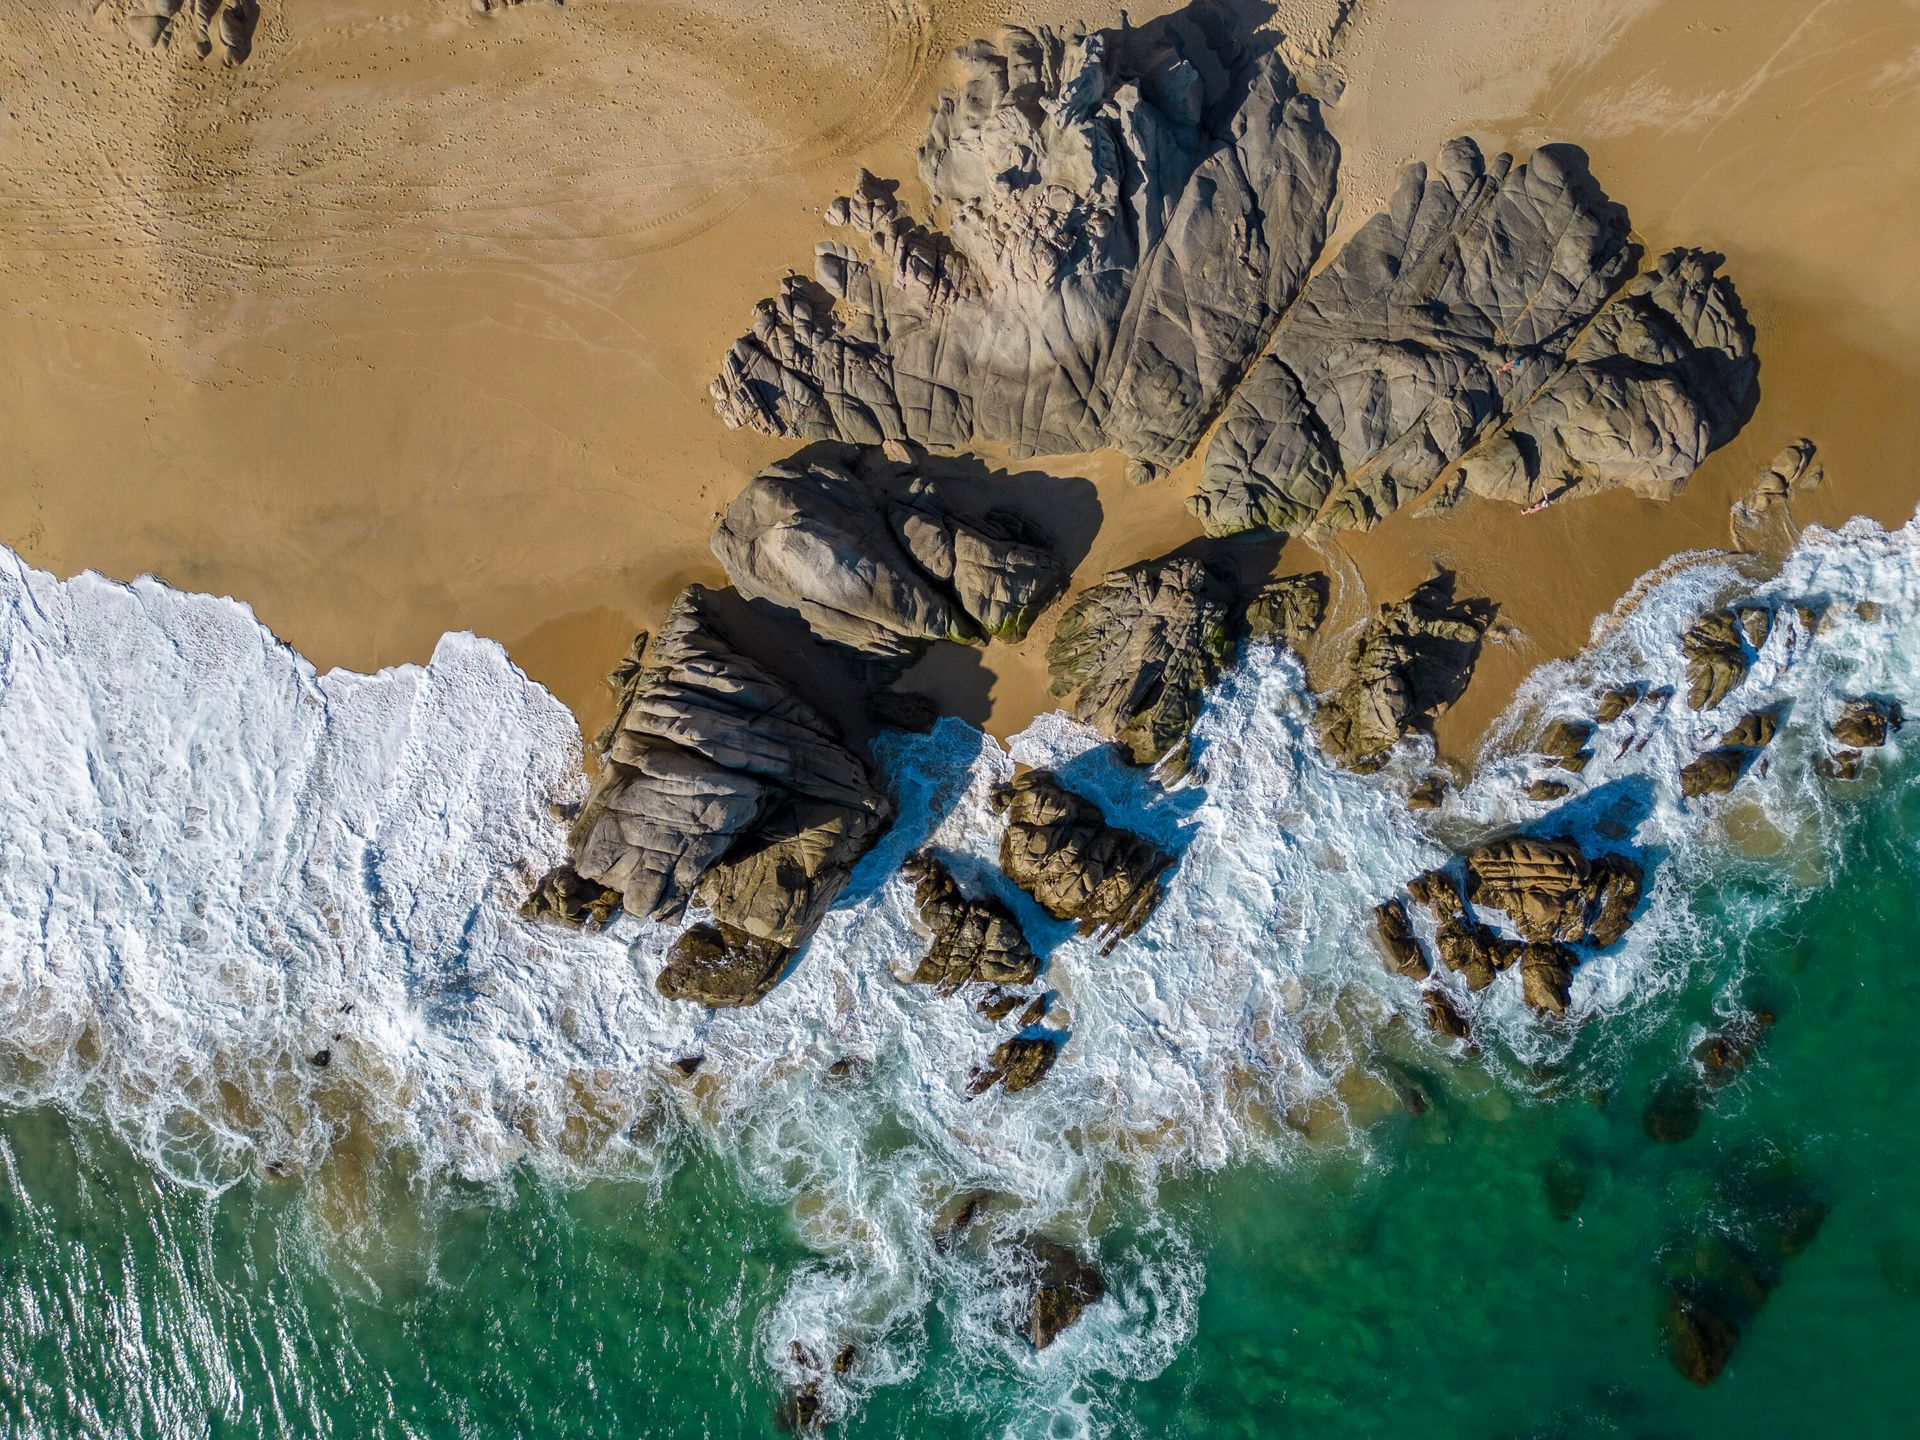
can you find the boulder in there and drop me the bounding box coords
[1585,854,1643,949]
[902,853,1039,990]
[1047,553,1241,766]
[1830,697,1904,750]
[1679,745,1755,799]
[1539,718,1595,771]
[1316,574,1496,769]
[1594,685,1643,725]
[1194,138,1635,537]
[1435,917,1522,991]
[566,587,893,966]
[1406,868,1466,923]
[993,771,1172,951]
[1245,571,1329,650]
[1681,607,1749,711]
[1456,249,1756,508]
[1665,1292,1739,1387]
[1373,897,1429,979]
[1421,987,1471,1040]
[519,865,621,929]
[710,456,1066,657]
[1734,605,1772,651]
[967,1035,1060,1097]
[1406,774,1449,810]
[1527,779,1573,802]
[1519,942,1577,1015]
[1464,837,1593,944]
[656,924,792,1008]
[1011,1237,1107,1350]
[1732,438,1821,536]
[1720,709,1778,749]
[712,17,1339,470]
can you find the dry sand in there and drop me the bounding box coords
[2,0,1917,764]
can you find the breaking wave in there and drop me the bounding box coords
[0,512,1913,1431]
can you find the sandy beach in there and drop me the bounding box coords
[2,0,1916,761]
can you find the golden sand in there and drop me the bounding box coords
[3,0,1917,764]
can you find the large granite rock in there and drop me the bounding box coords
[1316,574,1495,769]
[901,852,1039,990]
[565,587,893,986]
[1009,1236,1107,1350]
[1681,607,1751,711]
[656,924,792,1009]
[993,770,1172,951]
[711,455,1066,658]
[1464,836,1642,949]
[1455,249,1756,507]
[1830,697,1904,750]
[1194,137,1635,537]
[1047,552,1240,765]
[967,1035,1060,1097]
[711,15,1338,469]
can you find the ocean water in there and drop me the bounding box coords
[0,515,1915,1437]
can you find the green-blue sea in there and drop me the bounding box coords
[4,753,1914,1439]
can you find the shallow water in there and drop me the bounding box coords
[0,518,1916,1437]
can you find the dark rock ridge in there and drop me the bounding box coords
[656,924,792,1009]
[993,770,1172,952]
[1047,552,1240,766]
[564,587,893,1000]
[967,1035,1059,1097]
[712,14,1339,471]
[711,453,1067,659]
[901,852,1039,990]
[1316,574,1496,770]
[1372,897,1429,980]
[1195,138,1638,537]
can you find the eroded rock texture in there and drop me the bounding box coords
[1456,249,1756,507]
[901,852,1039,990]
[712,14,1339,469]
[566,588,893,990]
[1047,552,1240,765]
[1245,571,1328,650]
[1196,138,1636,537]
[1316,574,1495,769]
[712,454,1066,658]
[993,770,1171,951]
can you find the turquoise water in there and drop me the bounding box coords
[5,758,1914,1439]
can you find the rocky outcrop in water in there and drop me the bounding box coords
[656,924,793,1009]
[992,770,1171,951]
[1373,897,1429,980]
[1679,708,1778,798]
[967,1035,1059,1097]
[1316,574,1495,769]
[1681,606,1754,711]
[1464,837,1642,951]
[1009,1236,1107,1349]
[711,454,1067,658]
[901,852,1039,990]
[1047,552,1240,765]
[712,15,1339,472]
[1455,249,1756,508]
[564,588,892,997]
[1829,696,1903,750]
[519,865,621,930]
[1194,138,1636,537]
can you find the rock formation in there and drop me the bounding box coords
[1464,837,1642,951]
[1679,708,1778,798]
[1538,718,1595,772]
[1454,249,1756,508]
[712,15,1339,472]
[1244,571,1329,650]
[992,771,1171,951]
[1316,574,1496,769]
[967,1035,1059,1097]
[656,924,793,1009]
[1681,607,1753,710]
[901,852,1039,990]
[711,454,1067,658]
[1047,552,1240,765]
[563,588,893,1000]
[1194,138,1636,537]
[519,865,620,930]
[1373,897,1429,979]
[1010,1236,1107,1349]
[1829,697,1904,750]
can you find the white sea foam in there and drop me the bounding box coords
[0,514,1913,1430]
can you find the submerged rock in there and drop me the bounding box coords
[901,852,1038,990]
[519,865,621,929]
[967,1035,1059,1097]
[1665,1292,1740,1386]
[1694,1009,1776,1086]
[657,924,792,1008]
[1195,137,1635,537]
[711,455,1066,657]
[1011,1236,1107,1350]
[565,587,892,973]
[993,771,1172,951]
[1373,897,1429,979]
[1047,553,1240,766]
[1643,1076,1705,1143]
[1316,574,1496,769]
[1245,571,1329,650]
[713,16,1338,470]
[1456,249,1756,508]
[1681,607,1750,711]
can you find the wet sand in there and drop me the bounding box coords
[3,0,1917,765]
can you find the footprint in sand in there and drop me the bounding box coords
[95,0,261,67]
